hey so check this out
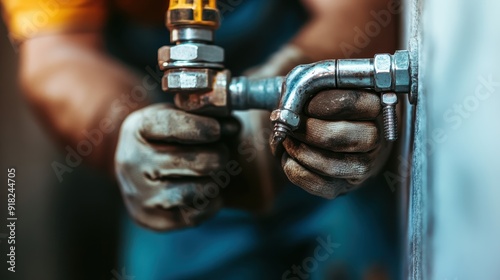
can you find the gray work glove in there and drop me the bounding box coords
[115,104,230,231]
[281,89,389,199]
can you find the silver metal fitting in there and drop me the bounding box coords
[373,51,411,93]
[408,39,419,104]
[382,92,398,106]
[162,68,215,93]
[161,2,228,115]
[171,27,214,43]
[229,76,284,111]
[381,93,399,142]
[335,51,411,93]
[374,54,393,91]
[270,50,415,154]
[158,44,224,69]
[173,70,231,117]
[270,109,301,130]
[393,50,411,93]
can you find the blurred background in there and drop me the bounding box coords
[0,21,123,280]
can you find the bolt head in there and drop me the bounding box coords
[270,109,300,130]
[162,69,214,92]
[158,43,224,66]
[158,46,171,66]
[173,70,231,117]
[374,54,392,92]
[382,93,398,105]
[393,50,410,93]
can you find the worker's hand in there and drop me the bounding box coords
[115,104,230,231]
[281,90,388,199]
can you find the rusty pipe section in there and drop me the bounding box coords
[172,74,284,116]
[269,51,412,154]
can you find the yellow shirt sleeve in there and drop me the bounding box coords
[1,0,107,42]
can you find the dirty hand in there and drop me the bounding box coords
[115,104,230,231]
[281,90,387,199]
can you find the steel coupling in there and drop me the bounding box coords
[270,50,414,154]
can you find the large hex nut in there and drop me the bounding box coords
[174,70,231,117]
[158,44,224,65]
[270,109,300,130]
[162,69,214,92]
[393,50,411,93]
[374,54,393,92]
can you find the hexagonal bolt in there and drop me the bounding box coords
[393,50,411,93]
[173,70,231,117]
[270,109,301,130]
[270,123,290,156]
[269,109,301,156]
[381,93,399,142]
[158,43,224,65]
[158,46,171,66]
[374,54,393,91]
[162,69,215,92]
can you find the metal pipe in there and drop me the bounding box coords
[337,59,374,88]
[229,76,284,111]
[171,27,214,43]
[269,60,338,154]
[281,61,338,114]
[269,51,412,154]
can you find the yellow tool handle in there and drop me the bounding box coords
[167,0,219,29]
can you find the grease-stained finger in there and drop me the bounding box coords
[292,118,379,153]
[306,89,381,120]
[138,104,221,144]
[283,138,376,181]
[281,153,354,199]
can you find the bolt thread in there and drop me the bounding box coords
[273,123,290,134]
[383,105,398,141]
[270,123,291,155]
